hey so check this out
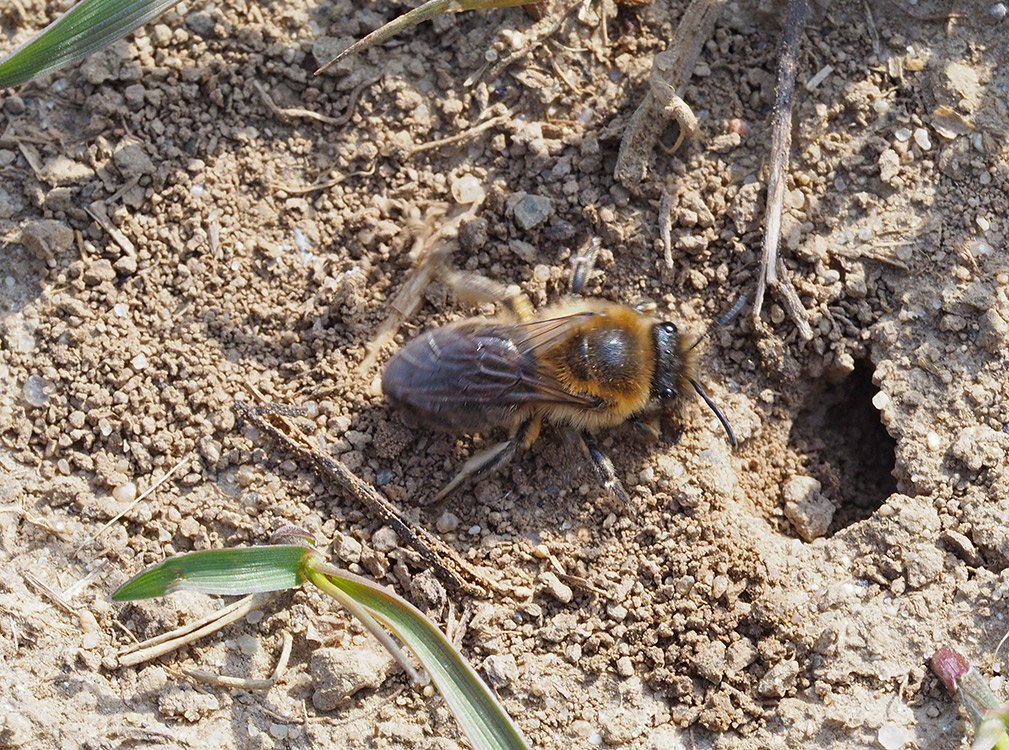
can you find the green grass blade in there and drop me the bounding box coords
[307,561,530,750]
[315,0,537,73]
[112,545,312,601]
[0,0,182,88]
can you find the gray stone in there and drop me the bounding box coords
[513,193,553,230]
[310,646,395,711]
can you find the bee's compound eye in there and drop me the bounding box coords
[660,322,678,334]
[661,386,676,399]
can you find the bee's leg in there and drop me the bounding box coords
[579,432,631,506]
[439,267,534,322]
[569,237,601,296]
[628,416,661,442]
[429,416,541,504]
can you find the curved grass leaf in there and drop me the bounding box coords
[0,0,182,88]
[112,543,530,750]
[112,545,311,600]
[308,560,530,750]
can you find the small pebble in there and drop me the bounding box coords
[113,302,129,317]
[512,194,553,231]
[82,631,101,649]
[371,526,399,553]
[468,525,481,536]
[872,391,891,410]
[873,99,890,116]
[131,352,149,370]
[992,2,1007,19]
[235,465,256,487]
[23,374,50,407]
[977,215,991,232]
[615,656,634,678]
[913,127,932,150]
[268,723,289,740]
[539,571,573,604]
[877,722,911,750]
[451,175,485,204]
[237,635,259,656]
[246,610,265,625]
[926,432,941,451]
[435,512,459,533]
[894,127,912,142]
[112,481,137,503]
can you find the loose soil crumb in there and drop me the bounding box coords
[1,1,1008,748]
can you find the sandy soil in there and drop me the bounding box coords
[2,0,1008,747]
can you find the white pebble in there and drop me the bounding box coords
[294,228,310,256]
[926,432,941,451]
[436,511,460,533]
[991,2,1007,19]
[112,481,137,503]
[246,609,264,625]
[873,99,890,116]
[190,183,205,197]
[268,723,288,740]
[913,127,932,150]
[877,722,910,750]
[131,352,148,370]
[894,127,912,142]
[977,215,991,232]
[872,391,891,410]
[501,29,524,50]
[451,174,485,205]
[468,525,481,536]
[81,631,101,649]
[237,635,259,655]
[22,374,50,407]
[113,302,129,317]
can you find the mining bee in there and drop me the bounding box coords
[382,240,738,505]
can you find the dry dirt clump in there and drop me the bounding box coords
[1,0,1008,748]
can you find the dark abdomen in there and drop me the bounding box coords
[382,323,536,434]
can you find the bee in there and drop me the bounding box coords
[382,240,738,505]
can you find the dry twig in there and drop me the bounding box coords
[184,631,294,690]
[234,400,494,598]
[118,593,273,667]
[752,0,813,340]
[614,0,726,188]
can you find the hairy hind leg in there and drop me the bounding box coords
[429,415,542,505]
[438,266,534,322]
[579,431,631,507]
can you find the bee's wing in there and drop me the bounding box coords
[386,312,602,414]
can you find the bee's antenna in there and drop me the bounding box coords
[689,378,737,448]
[688,295,747,352]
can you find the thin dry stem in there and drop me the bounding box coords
[614,0,726,187]
[183,631,294,690]
[753,0,810,337]
[77,455,189,552]
[234,400,494,598]
[117,593,273,667]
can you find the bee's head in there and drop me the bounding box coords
[650,320,736,447]
[650,321,691,402]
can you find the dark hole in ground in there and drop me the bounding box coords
[787,361,898,533]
